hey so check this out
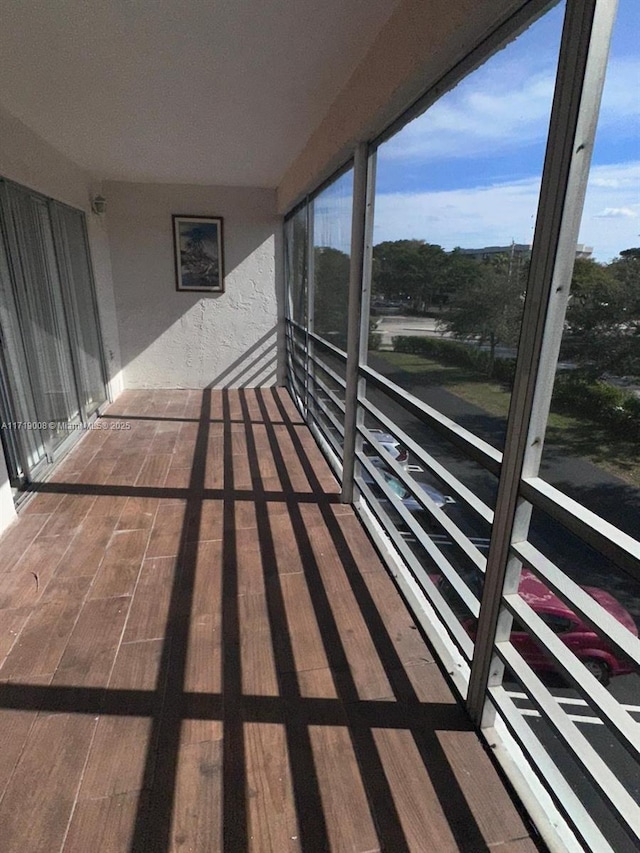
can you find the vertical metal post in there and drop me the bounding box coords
[341,143,370,503]
[305,202,315,417]
[467,0,619,726]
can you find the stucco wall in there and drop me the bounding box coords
[277,0,525,212]
[105,181,280,389]
[0,106,123,535]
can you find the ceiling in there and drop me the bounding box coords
[0,0,399,187]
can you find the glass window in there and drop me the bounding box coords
[312,168,353,351]
[367,2,565,453]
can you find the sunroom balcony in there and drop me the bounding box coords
[0,388,539,853]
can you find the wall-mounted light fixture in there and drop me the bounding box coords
[91,194,107,215]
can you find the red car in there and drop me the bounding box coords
[450,568,637,685]
[511,570,637,685]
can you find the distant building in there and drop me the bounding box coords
[459,243,593,261]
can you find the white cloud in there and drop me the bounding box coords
[373,161,640,262]
[594,207,638,219]
[379,56,640,166]
[380,70,555,163]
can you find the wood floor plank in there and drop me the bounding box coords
[0,713,96,853]
[189,539,223,619]
[272,424,312,493]
[146,501,187,558]
[370,727,461,852]
[20,490,65,515]
[205,435,225,488]
[240,593,279,696]
[116,496,158,531]
[123,556,176,642]
[308,723,380,853]
[186,499,223,542]
[85,493,129,520]
[0,596,85,679]
[0,514,51,573]
[245,722,300,853]
[170,740,223,852]
[323,587,395,702]
[52,595,130,687]
[163,466,192,490]
[434,729,536,848]
[236,526,266,597]
[182,614,223,745]
[62,791,139,853]
[266,507,304,575]
[78,639,163,799]
[275,573,330,675]
[90,529,150,599]
[0,607,30,663]
[0,708,41,803]
[135,453,172,487]
[251,422,278,480]
[56,515,117,578]
[37,493,94,538]
[0,536,69,610]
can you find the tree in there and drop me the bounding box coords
[313,246,350,348]
[562,255,640,377]
[442,253,526,370]
[372,240,447,311]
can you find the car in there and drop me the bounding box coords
[361,465,453,512]
[511,569,637,685]
[362,428,409,471]
[461,569,637,685]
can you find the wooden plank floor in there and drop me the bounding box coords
[0,388,542,853]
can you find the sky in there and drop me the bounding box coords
[372,0,639,262]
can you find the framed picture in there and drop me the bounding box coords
[172,215,224,292]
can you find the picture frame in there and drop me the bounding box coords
[172,215,224,293]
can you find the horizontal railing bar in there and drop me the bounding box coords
[521,477,640,581]
[496,641,640,844]
[512,539,640,671]
[358,394,495,526]
[359,363,502,476]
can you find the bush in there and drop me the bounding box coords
[391,335,515,385]
[368,332,383,351]
[552,374,640,438]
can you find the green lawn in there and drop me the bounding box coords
[374,351,640,486]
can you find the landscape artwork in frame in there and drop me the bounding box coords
[173,215,224,292]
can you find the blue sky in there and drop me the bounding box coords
[373,0,639,262]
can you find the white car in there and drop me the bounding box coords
[362,429,409,470]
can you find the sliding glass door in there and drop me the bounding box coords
[0,179,107,487]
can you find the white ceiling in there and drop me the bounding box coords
[0,0,399,187]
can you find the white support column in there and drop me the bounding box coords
[467,0,619,726]
[342,143,369,503]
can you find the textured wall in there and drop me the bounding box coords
[105,181,280,389]
[277,0,524,212]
